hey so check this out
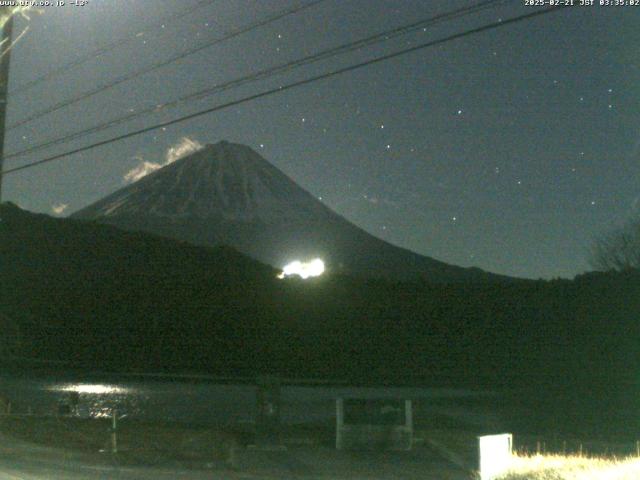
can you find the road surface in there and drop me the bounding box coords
[0,434,474,479]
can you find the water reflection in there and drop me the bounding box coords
[46,383,143,419]
[2,376,258,424]
[50,383,129,395]
[1,376,493,427]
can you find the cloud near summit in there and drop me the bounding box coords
[123,137,203,184]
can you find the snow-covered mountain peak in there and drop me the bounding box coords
[75,141,332,223]
[72,141,504,282]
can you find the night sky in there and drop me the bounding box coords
[3,0,639,279]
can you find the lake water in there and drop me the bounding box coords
[0,373,497,428]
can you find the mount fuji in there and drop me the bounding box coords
[72,141,504,282]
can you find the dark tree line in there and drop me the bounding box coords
[591,218,640,272]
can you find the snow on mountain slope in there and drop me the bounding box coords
[73,141,507,282]
[78,141,332,224]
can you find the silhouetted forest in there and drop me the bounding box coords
[1,202,639,437]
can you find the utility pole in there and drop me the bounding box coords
[0,7,13,204]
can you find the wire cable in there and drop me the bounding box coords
[7,0,328,131]
[1,6,570,177]
[4,0,507,161]
[11,0,219,96]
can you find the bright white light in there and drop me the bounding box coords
[51,384,127,395]
[51,203,69,215]
[278,258,325,279]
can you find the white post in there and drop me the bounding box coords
[404,400,413,429]
[404,400,413,450]
[111,410,118,454]
[336,398,344,450]
[478,433,512,480]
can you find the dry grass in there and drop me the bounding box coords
[498,453,640,479]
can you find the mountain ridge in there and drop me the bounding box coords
[72,140,510,283]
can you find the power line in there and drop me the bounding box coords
[7,0,328,132]
[1,6,570,178]
[10,0,219,96]
[5,0,507,161]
